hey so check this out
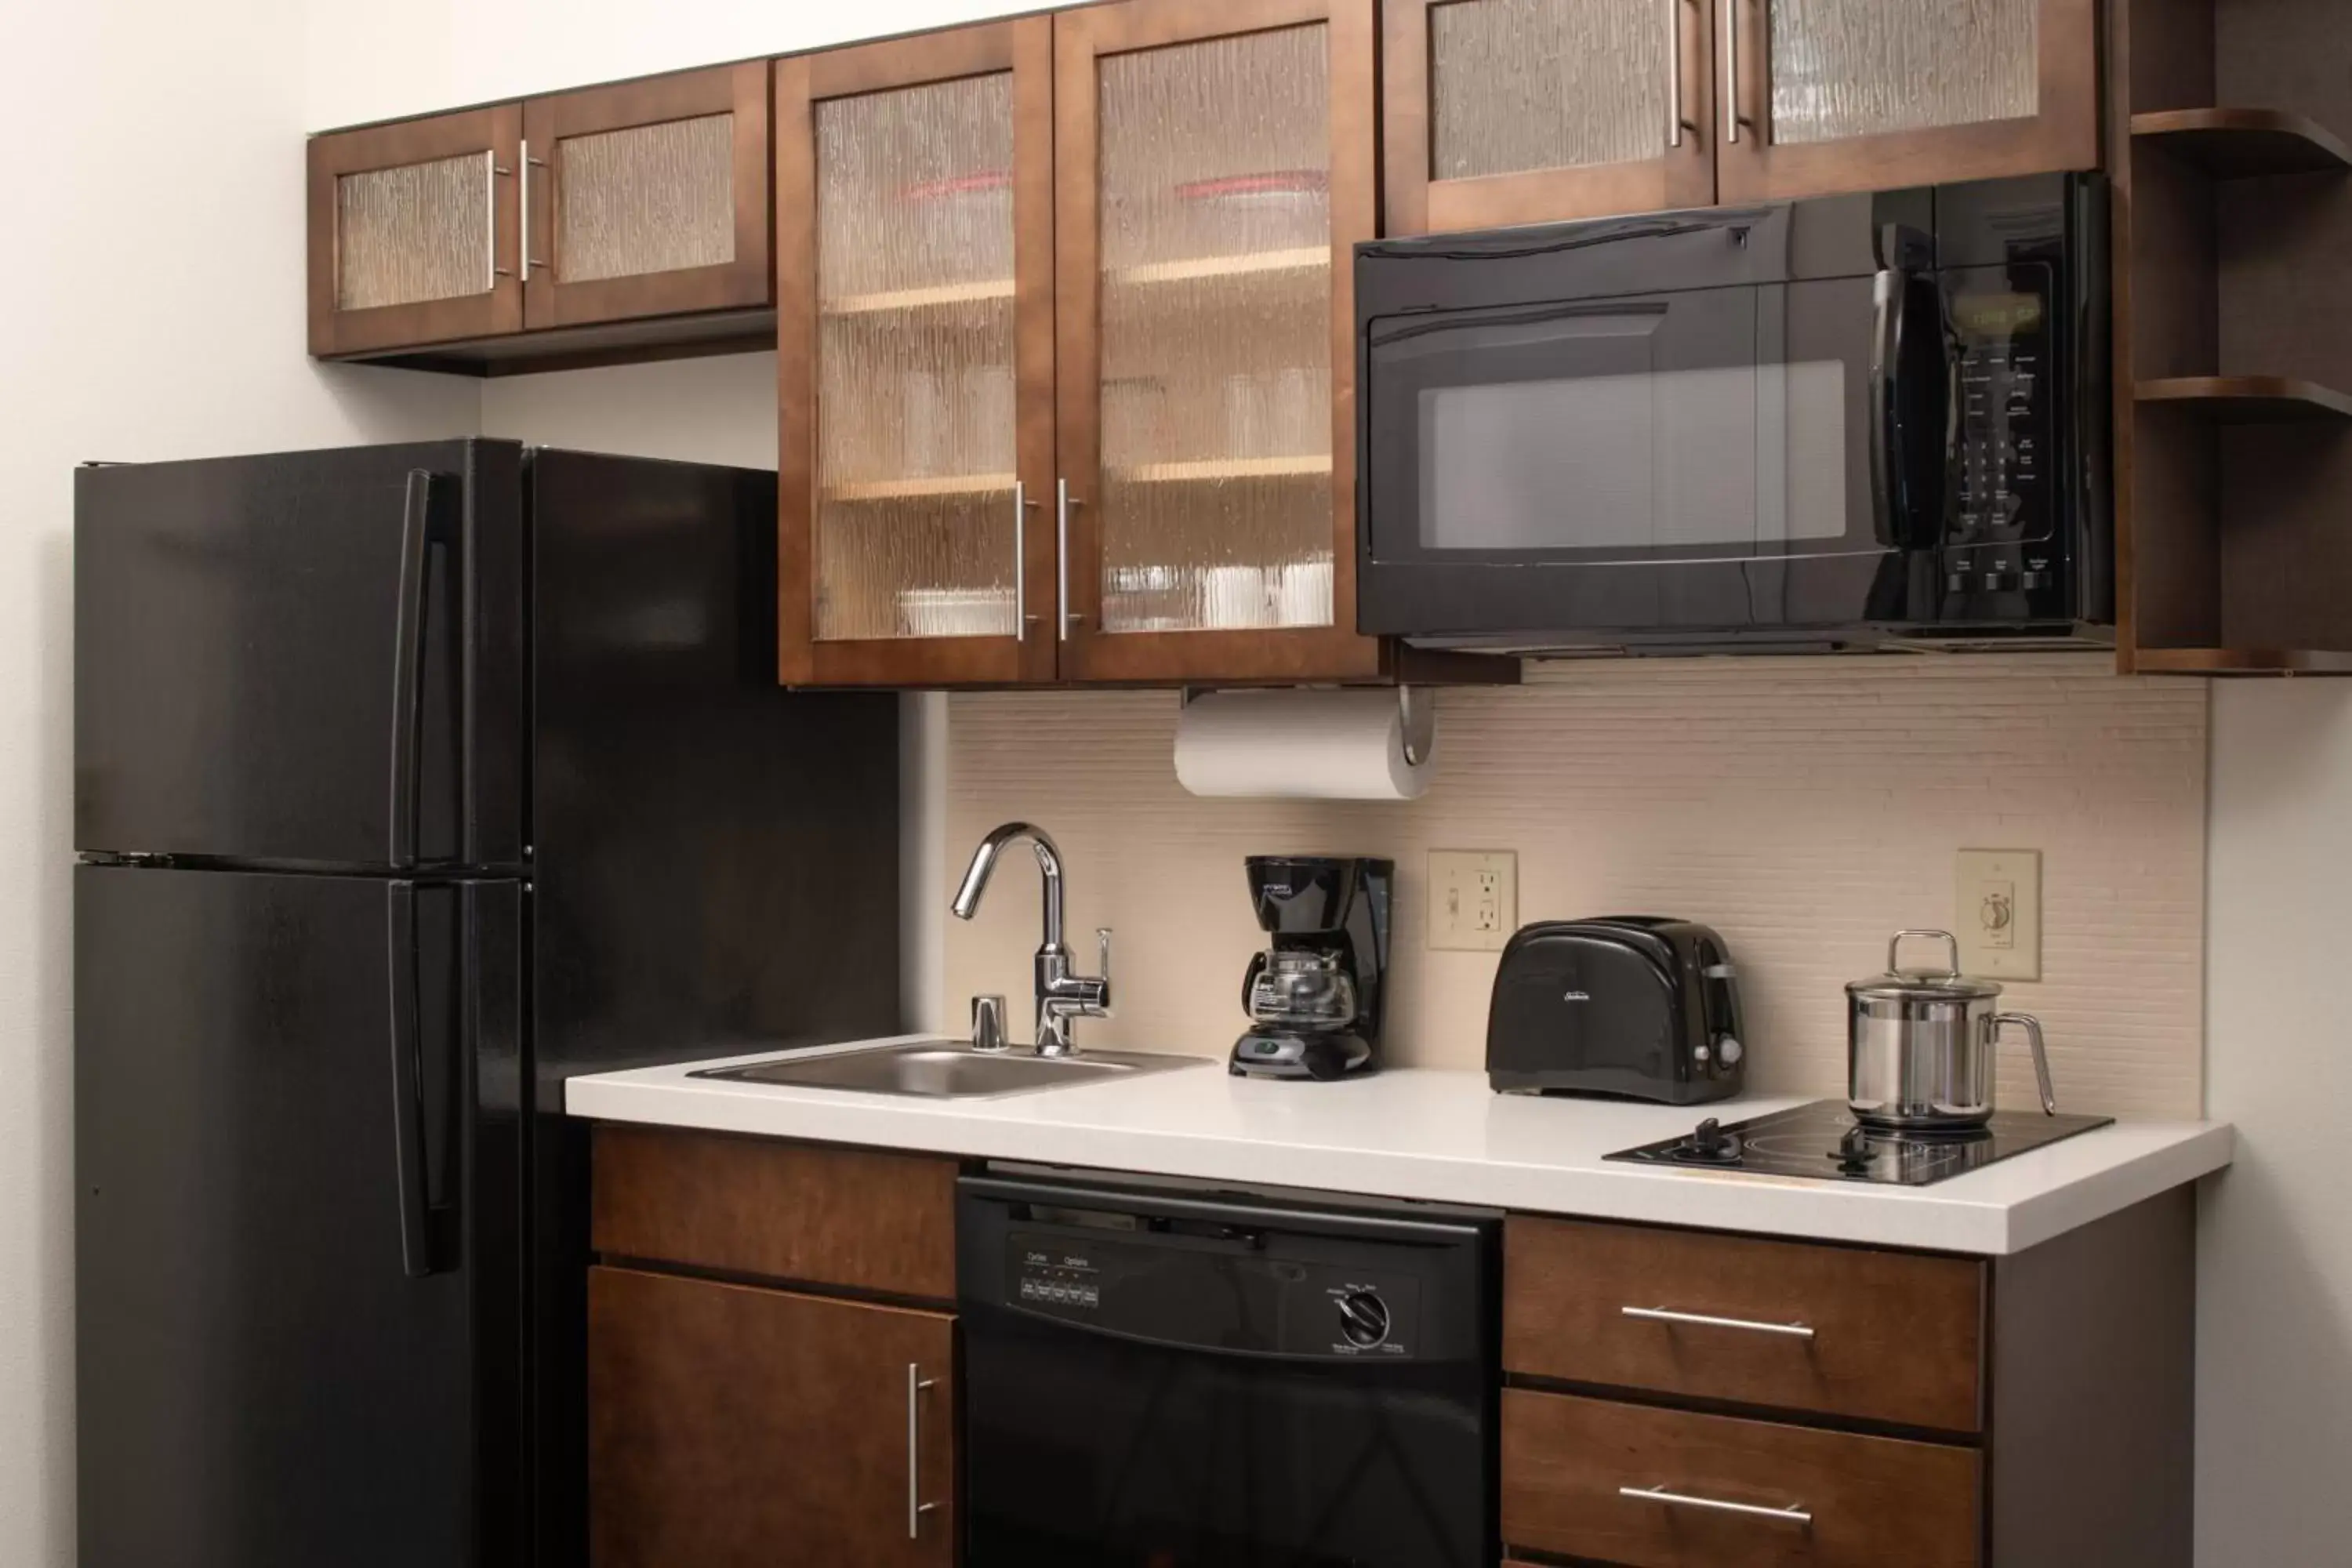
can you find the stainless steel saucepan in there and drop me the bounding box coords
[1846,930,2056,1131]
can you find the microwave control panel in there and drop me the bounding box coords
[1944,263,2060,598]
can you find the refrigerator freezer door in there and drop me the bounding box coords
[75,865,524,1568]
[74,440,524,869]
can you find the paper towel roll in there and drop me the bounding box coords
[1174,688,1433,800]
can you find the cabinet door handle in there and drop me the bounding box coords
[486,152,514,282]
[1621,1483,1812,1526]
[1667,0,1686,148]
[1621,1304,1816,1339]
[906,1363,942,1541]
[1723,0,1743,143]
[1014,482,1037,633]
[1055,479,1075,642]
[520,139,547,281]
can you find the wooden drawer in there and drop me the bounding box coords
[1502,1389,1981,1568]
[1504,1216,1984,1432]
[591,1125,956,1299]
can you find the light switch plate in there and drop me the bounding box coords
[1956,848,2041,980]
[1428,850,1516,952]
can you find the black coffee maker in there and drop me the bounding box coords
[1231,856,1395,1080]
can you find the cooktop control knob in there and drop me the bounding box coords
[1336,1290,1391,1349]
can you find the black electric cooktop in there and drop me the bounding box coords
[1606,1100,2116,1186]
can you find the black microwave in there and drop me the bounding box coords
[1355,175,2111,653]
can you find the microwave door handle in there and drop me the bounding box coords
[1869,224,1940,552]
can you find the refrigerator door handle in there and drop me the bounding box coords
[386,881,442,1279]
[388,470,437,870]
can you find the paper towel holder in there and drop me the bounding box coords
[1178,685,1434,768]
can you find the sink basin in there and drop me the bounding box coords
[691,1039,1210,1100]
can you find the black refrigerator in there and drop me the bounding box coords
[73,439,902,1568]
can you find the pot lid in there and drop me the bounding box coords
[1846,929,2005,1002]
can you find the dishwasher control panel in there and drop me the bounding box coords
[1007,1229,1428,1359]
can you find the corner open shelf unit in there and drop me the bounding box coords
[2117,0,2352,675]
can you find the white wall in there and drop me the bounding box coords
[0,3,483,1563]
[2200,684,2352,1565]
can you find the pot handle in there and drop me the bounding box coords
[1889,929,1963,978]
[1994,1012,2058,1116]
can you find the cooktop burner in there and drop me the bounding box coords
[1606,1100,2115,1186]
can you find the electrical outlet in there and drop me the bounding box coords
[1956,848,2041,980]
[1429,850,1516,952]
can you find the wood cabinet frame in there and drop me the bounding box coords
[775,20,1058,688]
[522,62,772,331]
[1054,0,1386,684]
[1716,0,2101,202]
[307,104,524,357]
[1383,0,1719,235]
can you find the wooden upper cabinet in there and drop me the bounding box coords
[1385,0,1719,234]
[775,21,1058,688]
[1055,0,1383,684]
[308,105,524,358]
[521,62,772,331]
[1715,0,2100,201]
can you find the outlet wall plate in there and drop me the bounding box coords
[1428,850,1516,952]
[1956,848,2042,980]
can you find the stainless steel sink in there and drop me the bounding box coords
[691,1040,1209,1099]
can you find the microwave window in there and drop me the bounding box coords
[1417,358,1849,554]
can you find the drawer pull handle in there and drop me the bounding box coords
[1621,1305,1816,1339]
[1621,1483,1813,1526]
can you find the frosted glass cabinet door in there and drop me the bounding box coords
[775,21,1058,688]
[307,105,523,356]
[1716,0,2098,201]
[1385,0,1716,234]
[1056,0,1384,684]
[522,64,771,331]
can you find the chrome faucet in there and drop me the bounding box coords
[951,822,1111,1058]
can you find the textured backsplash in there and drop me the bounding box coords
[942,656,2209,1120]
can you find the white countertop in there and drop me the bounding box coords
[565,1037,2234,1256]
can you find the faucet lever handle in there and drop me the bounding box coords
[1096,927,1112,982]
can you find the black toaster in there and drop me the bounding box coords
[1486,917,1746,1104]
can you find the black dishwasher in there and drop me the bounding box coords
[957,1171,1499,1567]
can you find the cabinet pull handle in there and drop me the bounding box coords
[1722,0,1743,143]
[1621,1483,1812,1526]
[1621,1305,1816,1339]
[519,139,546,281]
[1013,482,1031,633]
[485,152,514,284]
[1055,479,1075,642]
[1667,0,1686,147]
[906,1363,942,1541]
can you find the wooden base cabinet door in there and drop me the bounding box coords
[1054,0,1385,685]
[1385,0,1717,234]
[775,21,1059,688]
[1715,0,2098,201]
[589,1267,955,1567]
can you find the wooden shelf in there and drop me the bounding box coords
[822,278,1015,317]
[1107,247,1329,288]
[822,473,1016,503]
[1113,455,1333,485]
[2132,648,2352,676]
[2136,376,2352,423]
[2132,108,2352,178]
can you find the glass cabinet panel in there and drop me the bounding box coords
[1429,0,1669,180]
[554,114,735,282]
[1096,24,1335,634]
[813,74,1019,643]
[1769,0,2038,145]
[336,154,491,310]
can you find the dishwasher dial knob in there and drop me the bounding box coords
[1336,1290,1391,1348]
